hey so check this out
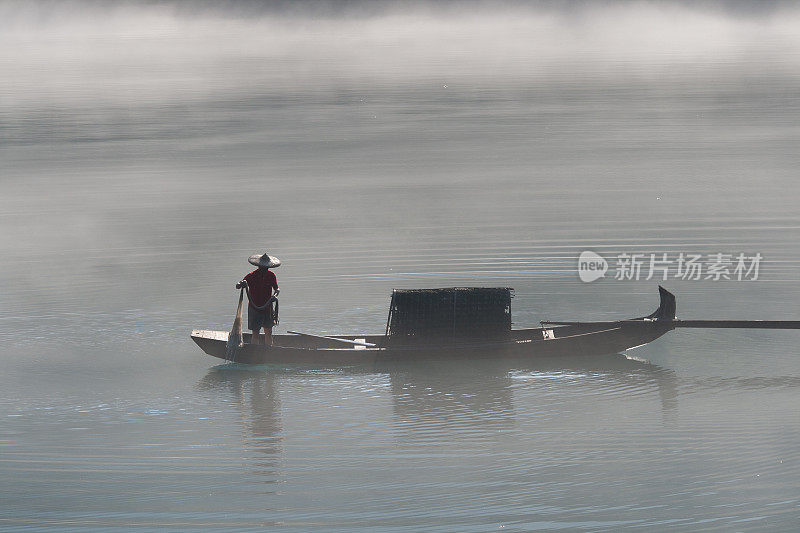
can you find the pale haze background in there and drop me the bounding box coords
[1,1,800,530]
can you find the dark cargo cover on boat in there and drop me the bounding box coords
[386,287,513,343]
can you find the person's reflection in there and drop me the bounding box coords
[198,366,281,481]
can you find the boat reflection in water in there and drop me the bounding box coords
[197,353,679,471]
[388,355,679,433]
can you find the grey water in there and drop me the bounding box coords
[2,1,800,530]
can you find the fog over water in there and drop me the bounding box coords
[1,1,800,530]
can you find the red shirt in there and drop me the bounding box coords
[243,268,278,310]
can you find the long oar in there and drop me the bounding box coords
[671,320,800,329]
[541,319,800,329]
[287,330,377,347]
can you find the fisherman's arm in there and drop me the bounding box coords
[270,275,279,300]
[237,270,256,289]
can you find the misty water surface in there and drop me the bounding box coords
[1,1,800,531]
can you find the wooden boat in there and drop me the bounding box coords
[191,286,800,365]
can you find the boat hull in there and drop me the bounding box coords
[191,320,675,366]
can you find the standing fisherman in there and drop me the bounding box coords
[236,253,280,345]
